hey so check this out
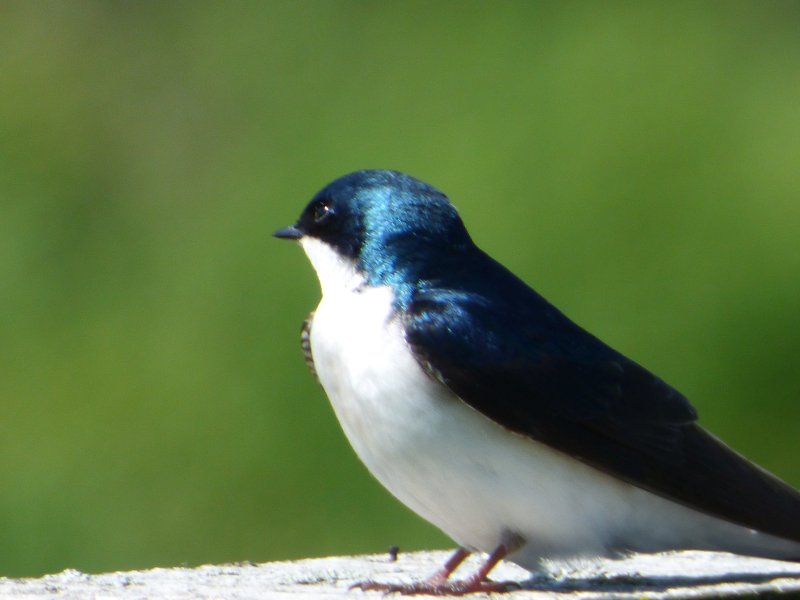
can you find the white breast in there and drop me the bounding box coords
[298,237,800,571]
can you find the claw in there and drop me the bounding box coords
[350,578,520,596]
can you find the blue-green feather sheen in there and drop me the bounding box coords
[323,170,474,310]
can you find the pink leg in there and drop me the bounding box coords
[423,547,471,587]
[441,543,521,595]
[352,538,523,596]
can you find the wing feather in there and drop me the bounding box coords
[301,311,318,381]
[403,282,800,543]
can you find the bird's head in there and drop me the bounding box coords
[275,170,474,295]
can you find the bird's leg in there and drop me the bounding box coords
[351,537,523,596]
[351,547,469,595]
[422,546,471,587]
[439,540,523,595]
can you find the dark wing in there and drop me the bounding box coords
[403,282,800,543]
[301,311,318,381]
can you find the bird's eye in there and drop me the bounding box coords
[313,201,333,224]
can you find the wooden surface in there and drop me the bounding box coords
[2,550,800,599]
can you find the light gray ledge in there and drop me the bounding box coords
[2,550,800,599]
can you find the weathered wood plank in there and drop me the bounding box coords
[1,550,799,598]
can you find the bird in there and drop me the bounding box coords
[274,169,800,595]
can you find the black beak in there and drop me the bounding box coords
[273,225,303,240]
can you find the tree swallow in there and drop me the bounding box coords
[274,170,800,595]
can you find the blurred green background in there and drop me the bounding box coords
[1,0,798,578]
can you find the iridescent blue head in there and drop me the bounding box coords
[275,170,475,290]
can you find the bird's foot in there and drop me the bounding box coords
[352,539,524,595]
[350,577,521,596]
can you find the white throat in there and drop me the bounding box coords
[299,237,365,296]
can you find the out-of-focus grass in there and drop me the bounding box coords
[0,1,798,577]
